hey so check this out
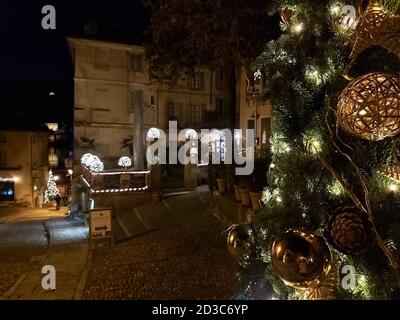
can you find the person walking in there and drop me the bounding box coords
[55,193,61,211]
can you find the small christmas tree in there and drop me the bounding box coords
[44,169,60,203]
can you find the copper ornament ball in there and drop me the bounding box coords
[227,224,255,267]
[271,230,332,289]
[337,72,400,141]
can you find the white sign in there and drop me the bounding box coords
[89,209,112,240]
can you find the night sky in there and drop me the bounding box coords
[0,0,148,127]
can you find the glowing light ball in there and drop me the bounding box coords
[89,160,104,172]
[185,129,198,140]
[81,153,93,167]
[118,156,132,168]
[337,73,400,141]
[147,127,161,140]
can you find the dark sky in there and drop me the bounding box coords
[0,0,148,127]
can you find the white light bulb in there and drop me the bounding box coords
[331,5,341,15]
[293,23,304,33]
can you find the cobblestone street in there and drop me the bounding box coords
[0,207,68,297]
[83,191,238,299]
[0,192,237,300]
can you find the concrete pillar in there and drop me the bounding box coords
[133,90,145,170]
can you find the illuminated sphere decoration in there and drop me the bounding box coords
[185,129,198,140]
[89,159,104,172]
[80,153,93,167]
[147,127,161,140]
[337,73,400,141]
[271,230,332,289]
[118,156,132,168]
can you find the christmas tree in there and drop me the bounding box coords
[44,169,60,203]
[232,0,400,300]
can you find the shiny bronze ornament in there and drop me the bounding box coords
[337,72,400,141]
[227,224,255,268]
[271,230,332,289]
[344,0,400,79]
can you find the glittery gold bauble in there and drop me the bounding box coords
[271,230,332,289]
[303,264,338,300]
[337,72,400,141]
[344,0,400,78]
[227,224,255,268]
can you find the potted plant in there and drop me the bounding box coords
[249,177,262,211]
[224,164,234,195]
[216,164,227,194]
[249,158,270,210]
[233,177,242,202]
[238,176,251,207]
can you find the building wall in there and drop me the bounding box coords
[0,131,48,207]
[238,66,273,157]
[68,38,229,170]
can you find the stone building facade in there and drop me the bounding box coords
[0,130,48,207]
[238,66,273,159]
[68,37,228,172]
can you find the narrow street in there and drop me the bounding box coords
[0,207,88,299]
[83,191,238,299]
[0,191,238,300]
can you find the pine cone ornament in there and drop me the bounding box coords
[326,207,375,255]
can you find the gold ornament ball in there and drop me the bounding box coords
[227,224,255,267]
[271,230,332,289]
[337,72,400,141]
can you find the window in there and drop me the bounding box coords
[0,181,14,201]
[168,102,179,120]
[191,104,202,124]
[190,72,204,90]
[150,96,156,105]
[216,66,224,90]
[216,98,224,117]
[261,117,272,152]
[94,48,110,71]
[131,54,144,73]
[247,119,255,130]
